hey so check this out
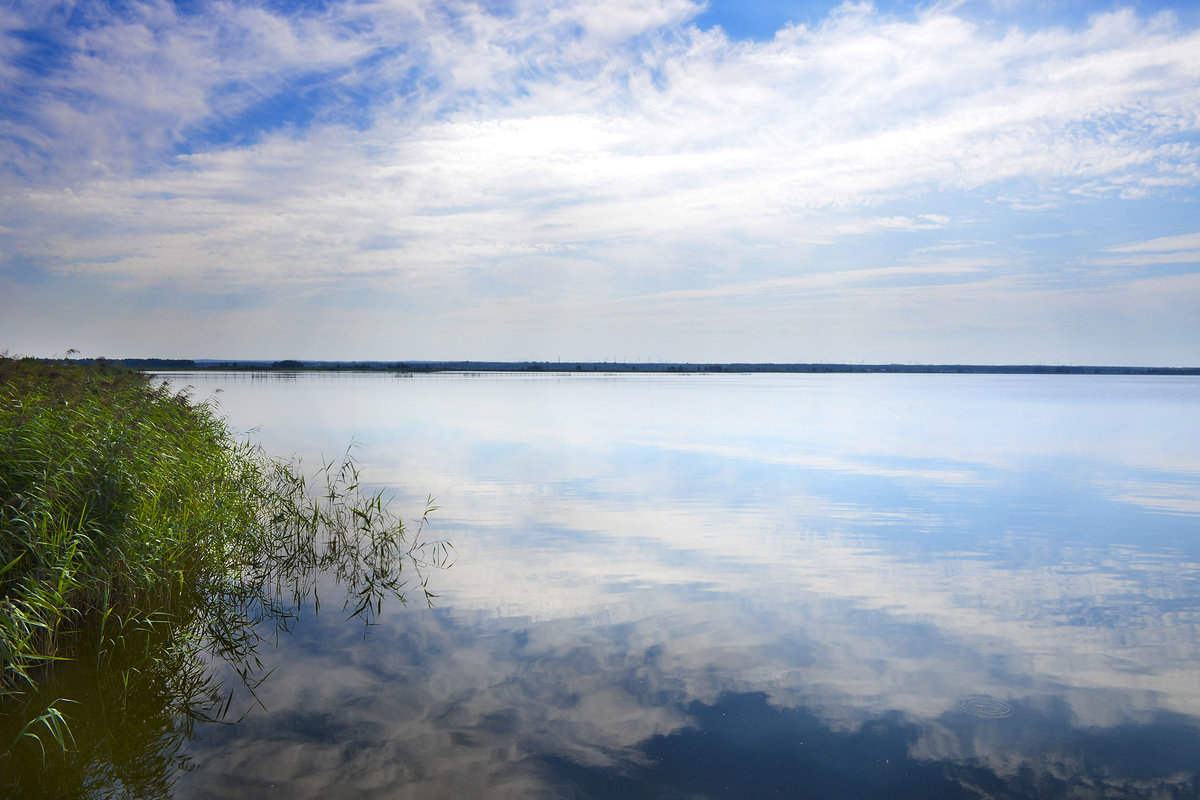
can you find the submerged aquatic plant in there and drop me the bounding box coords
[0,355,450,782]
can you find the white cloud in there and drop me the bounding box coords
[2,1,1200,360]
[1106,231,1200,253]
[1088,230,1200,267]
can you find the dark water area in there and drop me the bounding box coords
[4,373,1199,798]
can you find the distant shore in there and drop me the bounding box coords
[45,358,1200,376]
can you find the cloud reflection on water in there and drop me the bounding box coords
[165,372,1200,798]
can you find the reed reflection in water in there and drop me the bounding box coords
[0,448,449,799]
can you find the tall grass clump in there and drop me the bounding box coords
[0,357,272,696]
[0,355,447,765]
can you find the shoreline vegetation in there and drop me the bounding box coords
[0,356,447,780]
[54,358,1200,375]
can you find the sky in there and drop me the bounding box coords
[1,0,1199,364]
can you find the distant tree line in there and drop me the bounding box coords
[33,358,1200,376]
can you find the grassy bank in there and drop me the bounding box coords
[0,356,443,764]
[0,356,276,697]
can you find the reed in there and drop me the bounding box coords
[0,355,446,766]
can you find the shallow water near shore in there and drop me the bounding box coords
[13,372,1200,797]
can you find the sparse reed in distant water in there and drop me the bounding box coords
[0,355,448,764]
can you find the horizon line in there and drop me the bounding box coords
[28,357,1199,375]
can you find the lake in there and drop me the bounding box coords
[11,372,1200,797]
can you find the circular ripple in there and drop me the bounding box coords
[957,696,1013,719]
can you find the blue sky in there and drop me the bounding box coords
[2,0,1199,364]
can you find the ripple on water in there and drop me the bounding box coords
[957,696,1013,719]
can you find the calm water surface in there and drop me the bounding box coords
[21,373,1200,797]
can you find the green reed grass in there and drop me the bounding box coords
[0,355,448,768]
[1,357,266,695]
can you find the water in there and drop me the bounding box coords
[12,373,1200,797]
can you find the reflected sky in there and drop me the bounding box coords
[157,372,1200,798]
